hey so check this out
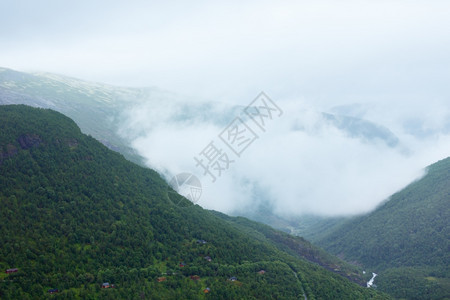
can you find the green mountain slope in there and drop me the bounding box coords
[316,157,450,299]
[212,212,370,286]
[0,105,389,299]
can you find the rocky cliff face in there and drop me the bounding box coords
[0,134,43,165]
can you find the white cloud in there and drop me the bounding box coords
[2,1,450,100]
[119,94,450,216]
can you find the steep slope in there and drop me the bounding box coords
[212,212,369,286]
[0,105,389,299]
[316,157,450,299]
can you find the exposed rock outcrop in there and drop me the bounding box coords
[17,134,42,149]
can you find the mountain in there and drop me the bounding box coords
[0,67,241,166]
[230,199,350,243]
[315,157,450,299]
[211,212,370,286]
[0,105,389,299]
[0,67,402,163]
[321,113,399,148]
[0,67,161,165]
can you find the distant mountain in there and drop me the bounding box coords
[0,105,389,299]
[315,157,450,299]
[322,113,399,147]
[0,67,402,164]
[0,67,164,165]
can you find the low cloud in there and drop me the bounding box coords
[119,94,450,217]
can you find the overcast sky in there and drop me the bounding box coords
[1,1,450,216]
[2,1,450,102]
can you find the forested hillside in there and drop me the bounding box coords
[316,157,450,299]
[212,212,370,286]
[0,105,389,299]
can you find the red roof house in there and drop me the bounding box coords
[6,268,18,274]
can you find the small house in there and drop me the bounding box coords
[229,276,237,281]
[102,282,110,288]
[257,270,266,275]
[48,288,59,294]
[190,275,200,281]
[204,287,211,293]
[204,256,212,262]
[179,262,186,267]
[6,268,18,274]
[157,277,167,282]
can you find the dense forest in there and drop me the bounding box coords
[0,105,389,299]
[316,157,450,299]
